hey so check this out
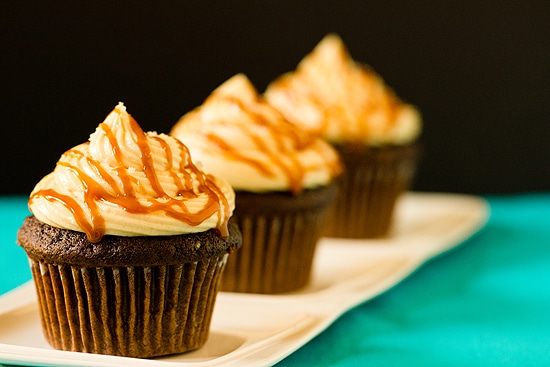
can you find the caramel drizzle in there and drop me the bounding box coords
[205,97,339,194]
[273,59,403,142]
[30,114,230,243]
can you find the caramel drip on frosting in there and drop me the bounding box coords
[207,97,325,194]
[171,74,342,194]
[30,111,230,243]
[264,34,421,146]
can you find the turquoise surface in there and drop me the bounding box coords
[0,197,32,295]
[1,193,549,366]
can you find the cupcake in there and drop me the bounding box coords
[16,103,241,358]
[170,74,341,294]
[265,34,422,238]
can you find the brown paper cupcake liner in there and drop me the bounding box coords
[220,183,338,294]
[324,143,419,238]
[28,255,228,358]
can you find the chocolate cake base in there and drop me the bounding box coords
[17,217,241,358]
[323,143,420,238]
[220,183,338,294]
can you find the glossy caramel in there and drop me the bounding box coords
[30,113,230,243]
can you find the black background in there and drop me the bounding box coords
[2,1,549,195]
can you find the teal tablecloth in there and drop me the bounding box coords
[1,193,549,366]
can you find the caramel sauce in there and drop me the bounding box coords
[206,133,275,179]
[269,61,403,143]
[203,97,340,195]
[30,112,230,243]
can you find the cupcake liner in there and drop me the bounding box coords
[324,143,419,238]
[27,254,228,358]
[220,183,337,294]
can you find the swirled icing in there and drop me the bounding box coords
[29,102,235,242]
[264,34,422,145]
[170,74,341,194]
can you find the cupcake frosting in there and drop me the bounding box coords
[264,33,422,146]
[170,74,341,194]
[29,102,235,242]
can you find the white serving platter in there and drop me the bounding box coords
[0,192,489,367]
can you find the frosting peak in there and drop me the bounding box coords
[264,33,422,145]
[171,74,341,194]
[204,73,257,103]
[29,102,235,242]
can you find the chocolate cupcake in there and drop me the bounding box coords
[170,74,341,294]
[265,34,422,238]
[17,103,241,358]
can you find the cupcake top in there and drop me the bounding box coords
[170,74,341,195]
[28,102,235,243]
[264,33,422,146]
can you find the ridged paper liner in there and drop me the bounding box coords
[220,184,337,294]
[324,143,419,238]
[28,255,228,358]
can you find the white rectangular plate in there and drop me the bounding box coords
[0,192,489,367]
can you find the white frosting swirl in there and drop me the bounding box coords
[264,33,422,146]
[29,102,235,242]
[170,74,341,194]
